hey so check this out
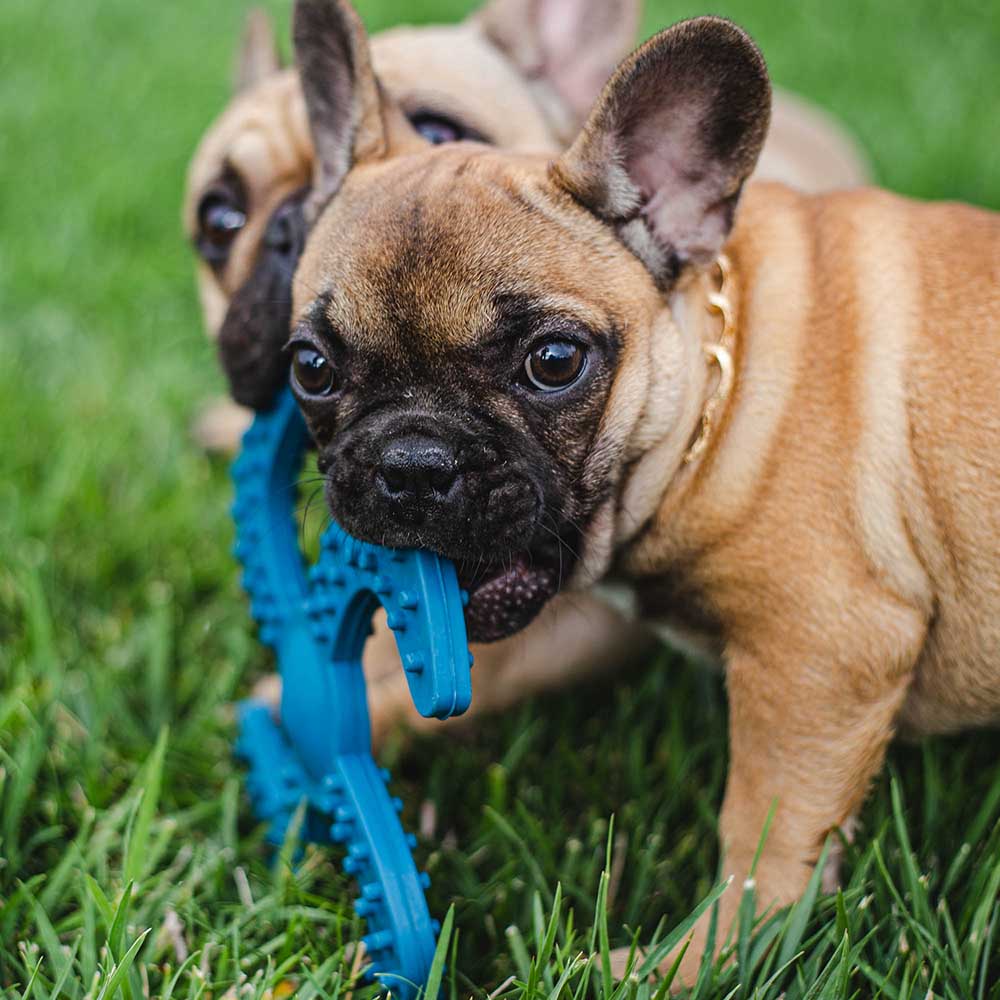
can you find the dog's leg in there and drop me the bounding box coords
[192,398,253,453]
[367,591,654,749]
[654,605,924,986]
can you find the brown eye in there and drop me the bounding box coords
[292,346,336,397]
[524,340,586,391]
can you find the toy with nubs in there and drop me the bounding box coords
[232,388,473,998]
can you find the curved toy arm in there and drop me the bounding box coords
[310,527,473,721]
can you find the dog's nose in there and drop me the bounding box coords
[376,435,459,512]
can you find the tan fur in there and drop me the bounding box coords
[184,8,870,452]
[293,138,1000,982]
[605,183,1000,979]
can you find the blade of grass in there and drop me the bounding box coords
[776,837,832,970]
[124,727,169,885]
[94,929,150,1000]
[422,903,455,1000]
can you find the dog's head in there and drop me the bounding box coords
[288,0,771,642]
[183,0,643,411]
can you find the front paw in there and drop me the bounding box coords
[192,397,253,453]
[250,672,282,718]
[609,923,708,992]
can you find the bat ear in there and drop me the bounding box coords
[235,8,282,93]
[474,0,642,137]
[293,0,405,221]
[552,16,771,285]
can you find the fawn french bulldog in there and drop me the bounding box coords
[287,0,1000,982]
[184,1,869,450]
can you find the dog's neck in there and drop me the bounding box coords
[568,184,812,591]
[566,251,739,589]
[619,255,742,532]
[611,182,810,584]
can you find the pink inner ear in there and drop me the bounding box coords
[536,0,637,119]
[538,0,579,43]
[628,101,734,266]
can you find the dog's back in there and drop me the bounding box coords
[714,183,1000,734]
[889,196,1000,731]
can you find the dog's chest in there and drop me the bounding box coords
[599,570,725,667]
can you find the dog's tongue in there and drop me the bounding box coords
[463,555,556,644]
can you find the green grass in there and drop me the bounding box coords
[1,0,999,997]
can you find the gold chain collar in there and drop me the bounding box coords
[683,253,737,465]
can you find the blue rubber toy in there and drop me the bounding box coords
[231,388,473,998]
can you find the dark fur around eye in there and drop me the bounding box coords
[195,166,247,269]
[216,190,309,411]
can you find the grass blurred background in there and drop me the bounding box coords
[2,0,999,997]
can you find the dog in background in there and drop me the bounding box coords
[184,0,870,452]
[286,0,1000,982]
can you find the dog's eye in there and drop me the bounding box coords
[408,112,472,145]
[523,340,587,392]
[197,190,247,262]
[291,345,336,397]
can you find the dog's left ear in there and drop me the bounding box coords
[475,0,642,128]
[293,0,406,220]
[552,17,771,284]
[235,9,282,93]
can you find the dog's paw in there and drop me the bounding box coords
[609,940,702,994]
[192,398,253,454]
[250,673,282,719]
[609,946,636,981]
[821,815,858,893]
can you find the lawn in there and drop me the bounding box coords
[1,0,999,998]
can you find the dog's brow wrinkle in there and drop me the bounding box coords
[312,292,333,321]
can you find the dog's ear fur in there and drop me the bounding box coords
[235,9,282,93]
[475,0,642,128]
[552,17,771,284]
[293,0,392,220]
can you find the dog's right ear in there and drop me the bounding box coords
[235,8,282,93]
[293,0,392,221]
[552,17,771,286]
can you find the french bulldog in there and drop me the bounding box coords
[184,1,870,450]
[287,0,1000,982]
[183,0,608,443]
